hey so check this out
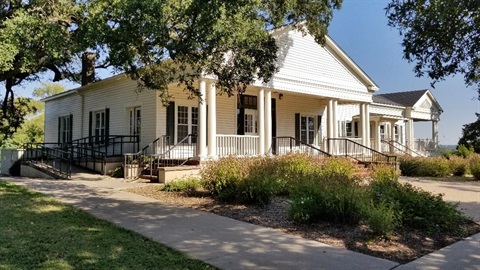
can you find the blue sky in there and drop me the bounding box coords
[327,0,479,145]
[12,0,480,145]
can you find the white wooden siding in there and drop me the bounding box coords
[370,104,404,118]
[253,29,373,103]
[44,94,82,143]
[45,77,157,147]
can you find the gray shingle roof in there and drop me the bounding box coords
[373,89,429,107]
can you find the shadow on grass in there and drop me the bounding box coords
[0,181,214,270]
[1,178,399,270]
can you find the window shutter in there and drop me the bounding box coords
[69,114,73,142]
[317,115,322,143]
[88,111,93,145]
[166,101,175,144]
[105,108,110,145]
[295,113,300,146]
[354,121,359,138]
[237,108,245,135]
[58,117,62,144]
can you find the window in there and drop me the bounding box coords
[176,105,198,143]
[380,125,386,141]
[244,109,258,135]
[338,121,354,138]
[128,107,141,139]
[94,110,105,144]
[238,95,257,109]
[59,115,71,143]
[301,116,315,144]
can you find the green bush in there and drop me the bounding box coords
[448,156,468,176]
[9,160,22,176]
[109,166,124,178]
[367,201,400,237]
[372,164,399,182]
[162,177,201,195]
[470,155,480,180]
[370,177,466,234]
[201,156,279,204]
[273,153,320,195]
[289,173,370,225]
[399,156,451,177]
[398,156,420,176]
[456,144,475,158]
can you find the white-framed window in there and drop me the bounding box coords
[380,124,386,141]
[176,105,198,143]
[59,115,71,143]
[128,107,141,139]
[94,110,105,144]
[244,109,258,135]
[338,120,354,138]
[301,115,315,144]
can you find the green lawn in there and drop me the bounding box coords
[0,181,214,270]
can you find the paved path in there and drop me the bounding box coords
[4,176,480,270]
[399,177,480,223]
[3,177,397,270]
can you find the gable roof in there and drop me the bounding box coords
[373,89,429,107]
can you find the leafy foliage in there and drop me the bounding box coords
[458,114,480,153]
[386,0,480,98]
[162,177,202,196]
[470,155,480,180]
[399,156,451,177]
[1,0,342,134]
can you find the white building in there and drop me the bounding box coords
[38,25,443,178]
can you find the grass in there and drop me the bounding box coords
[0,181,214,270]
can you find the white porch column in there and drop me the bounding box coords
[198,80,207,158]
[359,103,366,146]
[257,89,265,155]
[365,103,371,148]
[406,119,414,150]
[432,120,439,148]
[265,89,272,154]
[207,82,216,158]
[389,121,396,153]
[374,120,381,151]
[332,100,338,138]
[326,100,333,154]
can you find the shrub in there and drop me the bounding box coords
[162,177,201,195]
[448,156,468,176]
[289,173,370,225]
[399,156,420,176]
[372,164,399,182]
[367,201,400,238]
[370,177,466,234]
[109,166,124,178]
[470,155,480,180]
[237,158,279,205]
[9,160,22,176]
[201,157,247,202]
[456,144,475,158]
[273,153,320,195]
[399,156,451,177]
[417,157,451,177]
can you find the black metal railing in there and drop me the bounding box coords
[23,143,72,179]
[271,137,331,159]
[152,134,197,168]
[327,138,397,167]
[124,136,170,179]
[70,135,139,157]
[382,140,424,157]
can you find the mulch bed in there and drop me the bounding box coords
[125,185,480,264]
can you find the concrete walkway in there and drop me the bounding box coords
[399,177,480,223]
[3,176,480,270]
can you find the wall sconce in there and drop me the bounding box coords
[279,93,283,100]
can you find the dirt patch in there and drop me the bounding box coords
[125,185,480,264]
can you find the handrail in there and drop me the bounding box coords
[155,134,196,159]
[272,136,331,158]
[23,143,72,179]
[384,140,424,157]
[328,138,397,168]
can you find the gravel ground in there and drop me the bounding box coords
[125,185,480,264]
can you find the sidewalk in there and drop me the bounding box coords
[4,176,397,270]
[4,176,480,270]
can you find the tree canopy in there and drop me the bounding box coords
[386,0,480,98]
[1,0,343,137]
[458,114,480,153]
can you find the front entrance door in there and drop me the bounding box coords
[244,109,258,135]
